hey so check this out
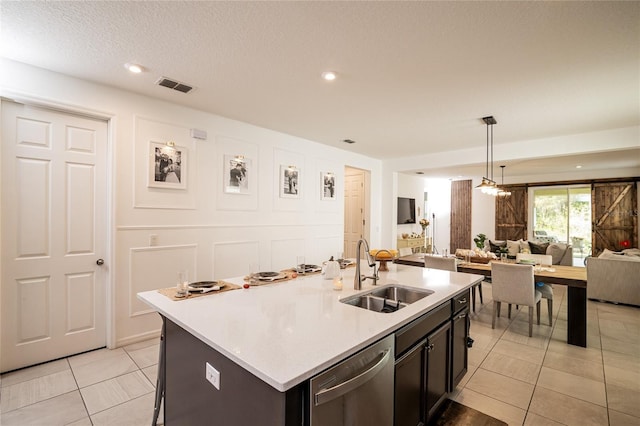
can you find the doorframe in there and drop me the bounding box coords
[1,91,116,349]
[527,183,592,242]
[343,166,371,252]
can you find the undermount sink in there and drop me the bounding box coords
[341,285,434,313]
[369,285,434,304]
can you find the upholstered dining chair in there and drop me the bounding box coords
[515,254,554,326]
[424,255,457,271]
[424,256,483,312]
[491,262,541,337]
[398,247,413,257]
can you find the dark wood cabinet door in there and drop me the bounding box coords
[425,322,451,420]
[394,339,427,426]
[451,309,469,390]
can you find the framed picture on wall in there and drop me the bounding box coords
[148,141,187,190]
[224,154,251,194]
[279,165,301,198]
[321,171,336,200]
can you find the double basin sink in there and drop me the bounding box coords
[341,284,434,313]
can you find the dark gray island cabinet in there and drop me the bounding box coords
[159,288,470,426]
[163,318,305,425]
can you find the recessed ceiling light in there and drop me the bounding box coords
[576,165,583,169]
[124,63,144,73]
[321,71,336,81]
[342,139,355,144]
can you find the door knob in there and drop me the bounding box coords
[96,259,105,266]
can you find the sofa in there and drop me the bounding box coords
[485,239,573,266]
[586,249,640,306]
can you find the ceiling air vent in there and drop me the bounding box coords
[155,77,194,94]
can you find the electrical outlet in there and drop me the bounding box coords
[205,362,220,390]
[149,234,158,246]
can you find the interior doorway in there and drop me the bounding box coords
[1,100,109,372]
[343,166,370,259]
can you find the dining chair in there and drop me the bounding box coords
[398,247,413,257]
[424,256,483,312]
[491,262,541,337]
[424,255,457,271]
[515,254,554,326]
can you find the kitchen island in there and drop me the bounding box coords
[138,262,484,425]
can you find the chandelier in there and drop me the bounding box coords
[496,165,511,197]
[475,116,500,195]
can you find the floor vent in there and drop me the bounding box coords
[155,77,194,94]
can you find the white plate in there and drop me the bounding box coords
[257,272,286,281]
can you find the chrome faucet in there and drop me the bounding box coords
[354,238,377,290]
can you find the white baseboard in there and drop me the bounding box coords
[115,329,161,348]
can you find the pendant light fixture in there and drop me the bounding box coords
[496,165,511,197]
[475,116,499,195]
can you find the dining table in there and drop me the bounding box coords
[395,254,588,347]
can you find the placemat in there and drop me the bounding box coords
[158,281,241,301]
[281,267,322,276]
[243,270,298,286]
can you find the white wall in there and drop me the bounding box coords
[470,177,497,246]
[395,173,425,239]
[0,59,382,346]
[421,179,451,254]
[394,176,496,254]
[383,126,638,253]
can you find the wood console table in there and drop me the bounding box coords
[395,254,588,347]
[397,236,431,253]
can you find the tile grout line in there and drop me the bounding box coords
[522,284,565,426]
[66,355,94,425]
[595,302,611,426]
[460,290,530,421]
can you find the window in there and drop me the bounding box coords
[530,186,591,265]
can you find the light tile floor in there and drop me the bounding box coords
[453,283,640,425]
[0,339,162,426]
[1,282,639,425]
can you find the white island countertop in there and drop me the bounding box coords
[137,262,483,392]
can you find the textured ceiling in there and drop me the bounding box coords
[1,1,639,177]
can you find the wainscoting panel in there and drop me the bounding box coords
[129,244,198,316]
[212,240,259,281]
[271,238,305,272]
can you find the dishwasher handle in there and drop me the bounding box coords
[314,348,391,406]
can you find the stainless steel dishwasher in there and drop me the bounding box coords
[310,334,394,425]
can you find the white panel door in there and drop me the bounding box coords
[344,169,365,258]
[1,101,108,372]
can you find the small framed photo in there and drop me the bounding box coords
[280,165,300,198]
[321,171,336,200]
[148,141,187,190]
[224,155,251,194]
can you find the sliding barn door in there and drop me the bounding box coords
[450,180,472,252]
[495,186,528,240]
[592,182,638,254]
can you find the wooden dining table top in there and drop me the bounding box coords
[396,254,587,288]
[457,261,586,288]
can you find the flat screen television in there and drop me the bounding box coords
[397,197,416,224]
